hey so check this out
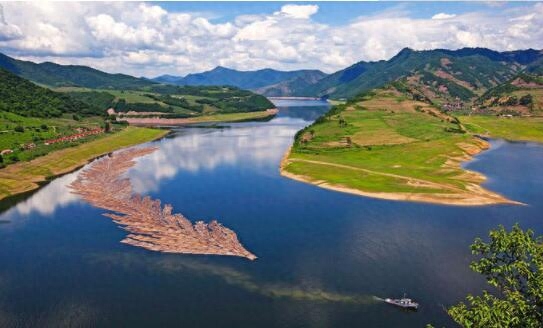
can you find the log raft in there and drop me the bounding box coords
[69,147,256,260]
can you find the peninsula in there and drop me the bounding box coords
[113,108,278,126]
[69,147,256,260]
[281,87,523,206]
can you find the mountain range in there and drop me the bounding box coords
[276,47,543,100]
[1,47,541,113]
[152,66,327,91]
[151,48,542,105]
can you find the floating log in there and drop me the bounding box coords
[69,147,256,260]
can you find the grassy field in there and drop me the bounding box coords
[0,126,167,200]
[282,89,515,205]
[459,115,543,143]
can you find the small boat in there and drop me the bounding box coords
[384,294,419,310]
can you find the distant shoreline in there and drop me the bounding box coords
[118,109,278,126]
[267,97,325,101]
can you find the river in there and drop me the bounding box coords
[0,100,542,327]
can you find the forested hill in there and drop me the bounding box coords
[0,52,155,89]
[153,66,327,90]
[289,47,543,100]
[0,68,101,117]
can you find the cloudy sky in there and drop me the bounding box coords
[0,1,542,78]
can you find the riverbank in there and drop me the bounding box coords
[280,145,518,206]
[120,109,278,126]
[280,89,520,206]
[0,126,168,201]
[268,97,324,101]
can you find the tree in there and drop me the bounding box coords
[104,121,111,133]
[448,224,543,327]
[519,94,533,106]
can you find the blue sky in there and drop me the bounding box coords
[157,1,530,24]
[0,2,541,77]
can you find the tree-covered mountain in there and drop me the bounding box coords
[152,66,327,90]
[0,68,102,117]
[287,47,543,100]
[0,52,156,89]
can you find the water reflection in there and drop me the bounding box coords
[0,171,82,222]
[129,117,314,194]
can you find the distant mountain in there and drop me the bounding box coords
[0,68,101,117]
[254,70,328,97]
[292,47,543,100]
[151,74,184,85]
[0,52,156,89]
[152,66,327,91]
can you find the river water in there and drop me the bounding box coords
[0,100,542,327]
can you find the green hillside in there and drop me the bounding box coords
[0,68,102,117]
[59,85,275,117]
[0,52,155,89]
[475,73,543,115]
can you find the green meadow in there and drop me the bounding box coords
[460,115,543,143]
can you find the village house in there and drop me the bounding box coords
[44,128,104,146]
[22,143,36,150]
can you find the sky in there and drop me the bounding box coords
[0,1,542,78]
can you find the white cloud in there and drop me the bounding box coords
[0,2,541,77]
[0,4,22,41]
[277,4,319,19]
[432,13,457,20]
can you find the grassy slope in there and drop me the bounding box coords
[282,89,514,205]
[0,126,167,200]
[460,116,543,143]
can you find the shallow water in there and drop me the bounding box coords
[1,100,542,327]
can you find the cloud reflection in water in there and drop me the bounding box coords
[129,119,307,194]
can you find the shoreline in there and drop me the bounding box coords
[279,143,522,206]
[0,127,169,202]
[120,109,278,126]
[268,97,324,101]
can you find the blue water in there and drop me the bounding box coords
[0,100,542,327]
